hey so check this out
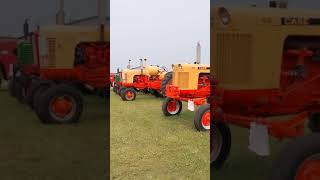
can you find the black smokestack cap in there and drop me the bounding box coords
[269,1,277,8]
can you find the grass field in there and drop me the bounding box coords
[0,88,107,180]
[110,91,210,179]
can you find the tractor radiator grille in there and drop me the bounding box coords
[177,72,189,89]
[216,33,252,84]
[47,38,56,67]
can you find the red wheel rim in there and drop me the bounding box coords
[201,111,210,129]
[50,96,73,118]
[125,91,134,100]
[167,100,180,114]
[296,158,320,180]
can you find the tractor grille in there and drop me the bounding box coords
[216,33,252,84]
[47,38,56,67]
[177,72,189,89]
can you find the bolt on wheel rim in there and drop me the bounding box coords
[49,95,76,122]
[296,154,320,180]
[201,111,210,130]
[167,100,180,114]
[125,91,134,100]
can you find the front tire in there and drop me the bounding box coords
[36,84,83,124]
[194,104,210,131]
[211,122,232,170]
[270,133,320,180]
[162,98,182,116]
[120,88,136,101]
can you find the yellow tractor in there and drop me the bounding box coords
[161,43,210,131]
[11,25,109,124]
[210,4,320,171]
[116,59,167,101]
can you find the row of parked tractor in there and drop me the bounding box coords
[3,22,110,124]
[111,56,211,131]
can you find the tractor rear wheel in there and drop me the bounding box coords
[36,84,83,124]
[211,122,232,170]
[160,72,172,96]
[308,113,320,132]
[194,104,210,131]
[270,133,320,180]
[120,88,136,101]
[162,98,182,116]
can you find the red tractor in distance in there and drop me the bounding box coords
[116,59,167,101]
[110,73,115,87]
[0,37,18,86]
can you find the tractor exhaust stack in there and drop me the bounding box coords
[127,59,131,69]
[98,0,106,41]
[196,42,201,64]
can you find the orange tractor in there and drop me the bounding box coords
[161,43,211,131]
[210,5,320,170]
[116,59,167,101]
[10,25,109,124]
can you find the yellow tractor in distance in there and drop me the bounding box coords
[161,43,210,131]
[115,59,167,101]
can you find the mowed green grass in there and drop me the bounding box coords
[0,89,107,180]
[110,91,210,179]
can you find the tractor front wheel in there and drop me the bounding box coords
[211,122,231,170]
[36,84,83,124]
[270,133,320,180]
[162,98,182,116]
[120,88,136,101]
[194,104,210,131]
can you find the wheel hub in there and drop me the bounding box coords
[167,100,179,114]
[50,96,74,118]
[296,156,320,180]
[201,111,210,129]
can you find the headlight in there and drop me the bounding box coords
[218,7,231,25]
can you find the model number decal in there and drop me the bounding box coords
[281,17,306,25]
[281,17,320,26]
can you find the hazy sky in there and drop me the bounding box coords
[0,0,109,37]
[110,0,210,72]
[211,0,320,9]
